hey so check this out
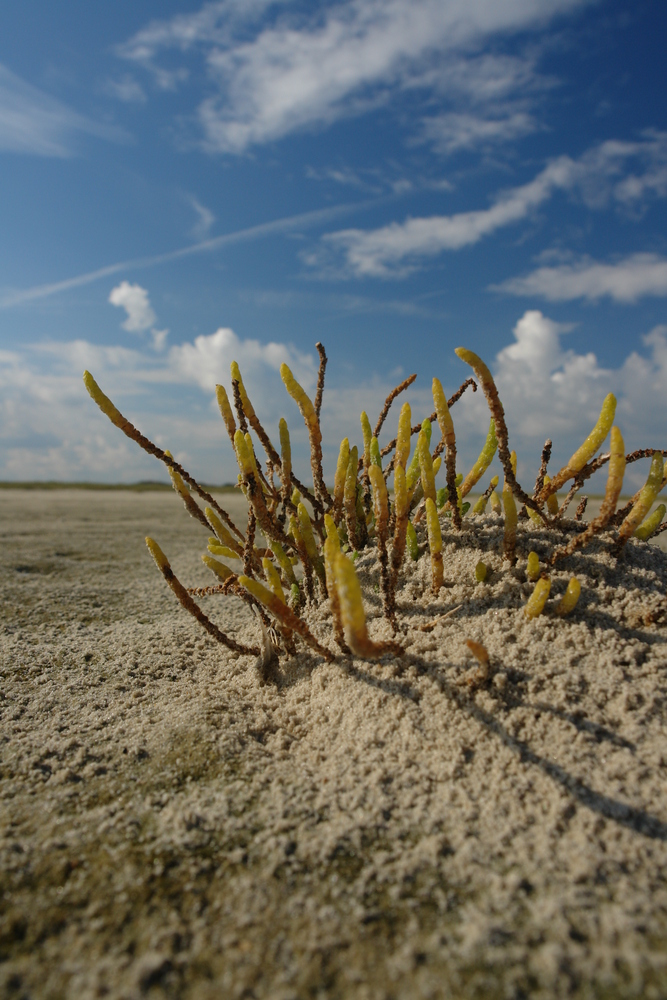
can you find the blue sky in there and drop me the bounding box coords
[1,0,666,489]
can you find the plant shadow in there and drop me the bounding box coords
[288,646,667,843]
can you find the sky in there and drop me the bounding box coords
[1,0,666,491]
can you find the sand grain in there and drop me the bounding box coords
[2,489,667,999]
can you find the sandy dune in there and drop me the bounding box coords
[2,488,667,999]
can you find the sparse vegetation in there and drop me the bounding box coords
[83,342,667,662]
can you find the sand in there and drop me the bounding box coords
[2,488,667,1000]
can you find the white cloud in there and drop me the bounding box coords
[427,51,546,104]
[0,342,153,482]
[0,327,319,483]
[566,133,667,211]
[494,311,609,441]
[0,62,125,157]
[494,253,667,303]
[615,167,667,207]
[117,0,592,154]
[117,0,283,62]
[109,281,157,332]
[463,311,667,490]
[108,281,169,351]
[168,326,316,394]
[306,164,377,191]
[420,110,536,155]
[305,164,415,196]
[151,329,169,352]
[309,133,667,278]
[413,52,550,154]
[311,156,574,277]
[4,312,667,494]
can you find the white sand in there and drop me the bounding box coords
[2,488,667,999]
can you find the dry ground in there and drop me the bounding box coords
[2,489,667,1000]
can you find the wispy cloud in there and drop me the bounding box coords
[493,253,667,303]
[306,165,380,192]
[420,110,537,155]
[308,133,667,278]
[0,198,378,310]
[305,164,416,197]
[240,287,442,320]
[117,0,593,154]
[413,52,550,154]
[103,75,147,104]
[117,0,283,63]
[308,156,574,277]
[0,62,125,157]
[187,194,216,240]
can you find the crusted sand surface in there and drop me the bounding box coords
[2,489,667,1000]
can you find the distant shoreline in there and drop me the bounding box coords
[0,480,238,492]
[0,481,612,500]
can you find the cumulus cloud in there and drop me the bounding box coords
[168,326,316,394]
[494,311,610,441]
[309,133,667,278]
[108,281,168,351]
[109,281,156,332]
[0,327,318,483]
[0,342,154,482]
[0,62,125,157]
[3,311,667,493]
[493,253,667,303]
[488,311,667,489]
[117,0,591,154]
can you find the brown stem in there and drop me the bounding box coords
[533,439,552,499]
[231,379,249,435]
[374,373,417,439]
[157,561,259,656]
[244,471,294,555]
[187,585,229,596]
[557,479,582,520]
[467,362,547,523]
[243,507,256,578]
[174,487,211,530]
[383,378,477,460]
[314,342,327,422]
[98,407,244,541]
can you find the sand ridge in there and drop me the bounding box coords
[2,489,667,999]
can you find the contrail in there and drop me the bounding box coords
[0,199,376,309]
